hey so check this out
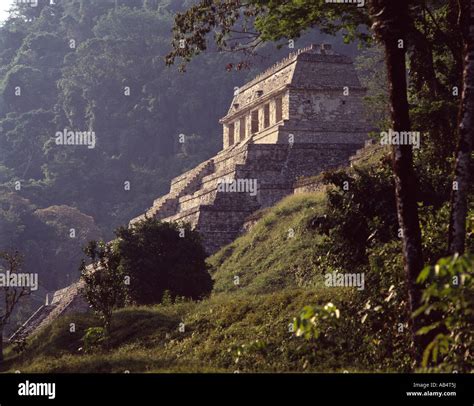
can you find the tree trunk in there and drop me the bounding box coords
[104,313,112,345]
[448,0,474,255]
[369,0,425,361]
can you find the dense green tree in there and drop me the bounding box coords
[80,240,127,338]
[368,0,424,361]
[0,109,54,180]
[115,218,212,304]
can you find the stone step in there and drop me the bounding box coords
[9,304,50,341]
[148,159,216,221]
[33,281,87,336]
[169,159,215,195]
[139,142,362,251]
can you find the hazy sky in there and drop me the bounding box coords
[0,0,14,22]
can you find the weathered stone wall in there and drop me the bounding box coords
[150,141,365,254]
[293,176,325,194]
[291,53,361,88]
[221,44,370,148]
[289,89,368,132]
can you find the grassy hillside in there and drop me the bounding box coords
[209,192,328,295]
[5,191,362,373]
[3,146,413,373]
[4,289,363,373]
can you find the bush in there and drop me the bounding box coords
[115,218,212,305]
[80,240,128,337]
[82,327,106,353]
[317,163,398,272]
[415,254,474,372]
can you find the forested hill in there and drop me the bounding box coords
[0,0,356,300]
[1,0,250,237]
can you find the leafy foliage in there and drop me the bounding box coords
[82,327,106,353]
[166,0,371,69]
[294,303,340,341]
[80,240,128,337]
[415,254,474,372]
[115,218,212,305]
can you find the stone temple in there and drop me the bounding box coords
[10,44,371,340]
[130,43,369,254]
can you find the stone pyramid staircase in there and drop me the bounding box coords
[9,280,88,342]
[130,158,216,224]
[132,139,364,253]
[9,305,53,342]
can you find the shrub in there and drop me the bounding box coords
[82,327,106,353]
[80,240,128,337]
[115,218,212,305]
[415,254,474,372]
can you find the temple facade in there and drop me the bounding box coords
[126,43,371,254]
[221,43,368,148]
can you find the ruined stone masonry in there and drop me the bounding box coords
[130,43,370,253]
[11,44,372,340]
